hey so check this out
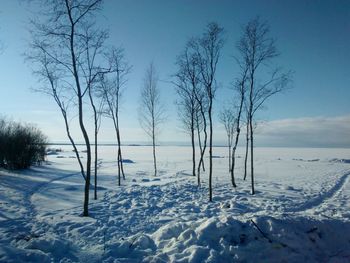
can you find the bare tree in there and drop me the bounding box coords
[219,107,236,175]
[183,39,209,185]
[174,41,202,183]
[98,48,131,186]
[237,17,291,194]
[174,76,197,179]
[194,83,208,184]
[229,62,248,186]
[139,63,164,177]
[80,22,110,200]
[28,0,106,216]
[90,95,104,199]
[196,22,225,201]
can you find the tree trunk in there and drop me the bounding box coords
[250,118,255,195]
[228,137,231,173]
[199,134,205,172]
[248,65,255,194]
[89,91,99,200]
[195,116,202,186]
[197,129,205,172]
[231,85,244,187]
[78,97,91,217]
[111,113,122,186]
[191,108,196,178]
[152,130,157,177]
[200,135,207,172]
[117,151,121,186]
[117,130,122,186]
[196,98,207,185]
[196,128,202,186]
[208,101,213,202]
[118,145,125,179]
[191,125,196,178]
[230,126,242,188]
[230,146,237,187]
[115,101,125,181]
[61,109,86,181]
[68,17,91,216]
[94,129,98,200]
[116,127,125,180]
[80,103,91,217]
[244,122,249,181]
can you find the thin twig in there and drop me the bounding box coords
[251,219,272,243]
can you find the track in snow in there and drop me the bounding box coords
[287,172,350,214]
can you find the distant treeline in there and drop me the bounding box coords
[0,118,47,170]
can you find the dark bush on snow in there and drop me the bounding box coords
[0,118,48,170]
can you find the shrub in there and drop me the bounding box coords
[0,118,48,170]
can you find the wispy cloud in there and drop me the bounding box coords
[255,115,350,147]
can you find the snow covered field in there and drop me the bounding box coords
[0,145,350,262]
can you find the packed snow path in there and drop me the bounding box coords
[0,166,82,262]
[308,172,350,219]
[269,170,350,221]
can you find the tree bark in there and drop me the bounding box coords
[116,125,125,180]
[230,146,237,187]
[230,115,242,187]
[230,125,241,188]
[228,136,231,173]
[208,100,213,202]
[250,118,255,194]
[191,123,196,178]
[152,119,157,176]
[249,65,255,194]
[113,120,122,186]
[118,143,125,179]
[88,85,99,200]
[243,121,249,181]
[61,108,86,181]
[197,122,205,173]
[195,91,207,186]
[94,127,98,199]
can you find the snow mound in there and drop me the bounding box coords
[1,235,78,263]
[105,216,350,263]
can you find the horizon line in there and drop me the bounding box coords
[46,141,350,149]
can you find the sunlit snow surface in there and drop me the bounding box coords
[0,146,350,262]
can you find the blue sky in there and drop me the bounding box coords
[0,0,349,147]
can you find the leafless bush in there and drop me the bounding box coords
[0,118,47,170]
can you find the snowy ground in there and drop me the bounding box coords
[0,146,350,262]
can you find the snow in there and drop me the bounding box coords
[0,146,350,262]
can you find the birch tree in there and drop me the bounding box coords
[28,0,107,216]
[98,48,131,186]
[219,107,236,175]
[174,42,202,183]
[230,62,248,186]
[238,17,291,194]
[139,63,164,176]
[196,22,224,201]
[80,23,110,200]
[174,75,198,179]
